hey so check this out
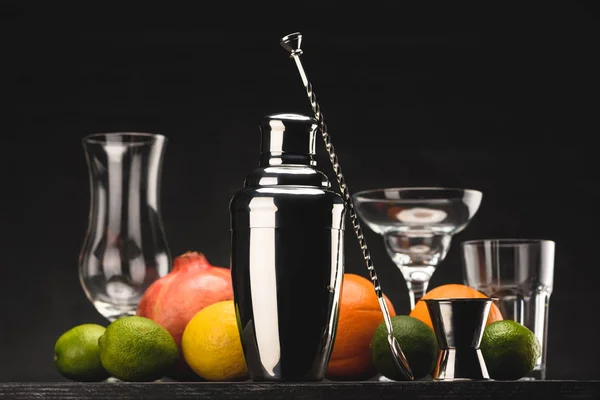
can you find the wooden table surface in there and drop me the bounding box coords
[2,380,599,399]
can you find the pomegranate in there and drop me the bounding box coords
[136,251,234,348]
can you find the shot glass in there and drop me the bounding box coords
[461,239,555,380]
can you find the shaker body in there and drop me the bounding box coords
[230,113,346,381]
[231,189,345,381]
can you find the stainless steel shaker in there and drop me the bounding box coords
[230,113,346,381]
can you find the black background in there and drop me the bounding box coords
[1,2,598,381]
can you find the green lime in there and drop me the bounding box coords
[480,320,541,380]
[54,324,109,382]
[370,315,438,380]
[98,316,179,382]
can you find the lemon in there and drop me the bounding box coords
[370,315,438,380]
[54,324,109,382]
[181,300,248,381]
[480,320,541,380]
[98,316,178,382]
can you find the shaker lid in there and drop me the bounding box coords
[260,113,318,157]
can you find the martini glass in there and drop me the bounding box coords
[353,187,482,310]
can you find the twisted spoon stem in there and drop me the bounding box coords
[283,36,414,381]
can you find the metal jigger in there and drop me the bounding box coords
[280,32,414,381]
[424,298,493,381]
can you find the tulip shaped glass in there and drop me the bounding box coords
[80,133,172,321]
[353,188,482,310]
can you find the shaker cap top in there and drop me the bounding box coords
[267,113,314,122]
[260,113,318,156]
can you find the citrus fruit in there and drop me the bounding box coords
[480,320,541,380]
[370,315,438,380]
[327,273,396,380]
[136,251,233,381]
[54,324,109,382]
[98,316,179,382]
[181,300,248,381]
[410,284,503,329]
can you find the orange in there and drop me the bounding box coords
[327,273,396,380]
[409,284,503,329]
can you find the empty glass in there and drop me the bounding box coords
[80,133,172,321]
[461,239,555,380]
[353,187,483,310]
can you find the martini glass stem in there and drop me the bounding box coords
[405,275,431,310]
[385,232,448,310]
[397,264,436,310]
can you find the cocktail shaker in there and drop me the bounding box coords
[230,113,346,381]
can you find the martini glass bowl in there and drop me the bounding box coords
[353,187,483,310]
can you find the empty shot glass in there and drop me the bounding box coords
[461,239,555,380]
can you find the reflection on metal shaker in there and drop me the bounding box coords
[230,113,346,381]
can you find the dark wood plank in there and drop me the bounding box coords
[2,381,599,400]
